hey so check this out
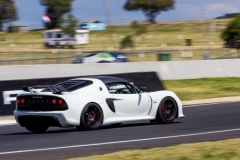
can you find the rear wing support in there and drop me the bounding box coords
[21,85,67,94]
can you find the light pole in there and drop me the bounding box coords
[102,0,111,25]
[198,8,207,56]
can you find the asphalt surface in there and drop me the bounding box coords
[0,102,240,160]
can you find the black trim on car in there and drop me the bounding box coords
[80,76,128,84]
[18,116,62,127]
[17,95,68,111]
[41,80,93,92]
[106,98,121,112]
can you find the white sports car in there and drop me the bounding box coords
[14,76,184,133]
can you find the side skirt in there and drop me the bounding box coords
[103,115,155,125]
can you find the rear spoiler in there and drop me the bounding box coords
[21,85,67,94]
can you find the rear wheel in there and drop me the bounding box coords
[25,125,49,133]
[76,103,103,130]
[156,97,178,124]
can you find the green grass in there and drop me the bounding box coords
[164,77,240,101]
[70,138,240,160]
[0,19,235,65]
[0,19,230,51]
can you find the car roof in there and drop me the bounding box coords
[71,76,128,84]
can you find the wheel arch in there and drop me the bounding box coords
[155,96,179,123]
[154,96,178,119]
[84,102,104,124]
[148,90,183,119]
[166,96,179,118]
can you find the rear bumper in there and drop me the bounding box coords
[17,115,62,127]
[14,111,79,127]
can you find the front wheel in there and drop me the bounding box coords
[25,125,49,133]
[156,97,178,124]
[77,103,103,130]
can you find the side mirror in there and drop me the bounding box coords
[139,86,147,92]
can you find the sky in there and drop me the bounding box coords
[13,0,240,29]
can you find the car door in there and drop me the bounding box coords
[106,83,150,116]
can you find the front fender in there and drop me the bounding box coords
[148,90,184,118]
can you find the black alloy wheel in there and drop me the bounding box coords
[156,97,178,124]
[25,125,49,133]
[77,103,103,130]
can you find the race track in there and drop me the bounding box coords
[0,102,240,160]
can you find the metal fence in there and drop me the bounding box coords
[0,48,239,66]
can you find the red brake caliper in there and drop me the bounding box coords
[161,105,165,112]
[92,111,96,119]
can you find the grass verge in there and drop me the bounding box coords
[0,19,233,64]
[163,77,240,101]
[70,138,240,160]
[0,19,228,51]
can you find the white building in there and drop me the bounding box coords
[43,29,89,47]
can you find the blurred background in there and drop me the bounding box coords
[1,1,240,159]
[0,0,239,66]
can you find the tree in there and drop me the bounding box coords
[221,15,240,46]
[61,13,78,35]
[40,0,74,29]
[120,35,134,50]
[0,0,18,31]
[119,21,148,50]
[130,20,147,36]
[124,0,174,23]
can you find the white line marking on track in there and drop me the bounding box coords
[183,101,239,107]
[1,128,240,155]
[0,120,16,126]
[0,123,16,127]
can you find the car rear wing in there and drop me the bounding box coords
[21,85,67,94]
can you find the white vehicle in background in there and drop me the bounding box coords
[82,52,116,63]
[43,29,89,48]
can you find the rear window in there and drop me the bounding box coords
[41,80,93,92]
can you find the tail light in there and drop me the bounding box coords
[17,98,25,104]
[17,98,21,104]
[53,98,64,105]
[21,98,25,104]
[52,98,57,105]
[59,99,64,105]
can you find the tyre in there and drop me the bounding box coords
[97,60,110,63]
[25,125,49,133]
[150,120,156,123]
[156,97,178,124]
[76,103,103,130]
[110,123,122,126]
[44,42,49,48]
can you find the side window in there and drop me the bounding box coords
[106,83,136,94]
[47,33,52,38]
[57,33,62,38]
